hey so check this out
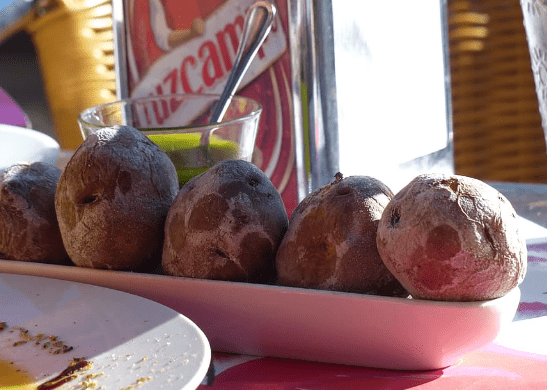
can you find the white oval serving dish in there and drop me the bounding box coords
[0,260,520,370]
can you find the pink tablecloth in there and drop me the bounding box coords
[199,240,547,389]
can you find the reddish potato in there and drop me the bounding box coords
[163,159,288,283]
[276,174,408,297]
[376,173,527,301]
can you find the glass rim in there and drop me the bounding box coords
[77,93,263,133]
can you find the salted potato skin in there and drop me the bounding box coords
[376,173,527,301]
[162,159,288,283]
[276,175,408,297]
[0,162,70,264]
[55,125,179,271]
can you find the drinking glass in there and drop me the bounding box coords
[78,94,262,184]
[522,0,547,135]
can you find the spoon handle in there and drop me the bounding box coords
[209,0,277,124]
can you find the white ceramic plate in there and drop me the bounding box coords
[0,124,60,170]
[0,260,520,370]
[0,273,211,389]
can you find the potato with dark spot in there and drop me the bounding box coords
[162,159,288,283]
[376,173,527,301]
[276,174,408,297]
[0,162,70,264]
[55,125,179,271]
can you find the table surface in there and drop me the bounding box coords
[196,183,547,390]
[1,92,546,389]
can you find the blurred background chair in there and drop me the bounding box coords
[448,0,547,183]
[1,0,117,150]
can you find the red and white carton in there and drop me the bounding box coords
[113,0,340,215]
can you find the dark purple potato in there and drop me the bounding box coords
[0,162,70,264]
[162,159,288,283]
[55,125,179,271]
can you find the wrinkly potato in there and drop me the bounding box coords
[276,174,408,297]
[0,162,69,264]
[376,173,527,301]
[55,125,179,271]
[162,159,288,283]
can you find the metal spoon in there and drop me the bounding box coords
[208,0,276,125]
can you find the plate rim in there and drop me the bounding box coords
[0,272,212,390]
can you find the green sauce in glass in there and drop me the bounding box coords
[145,133,239,185]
